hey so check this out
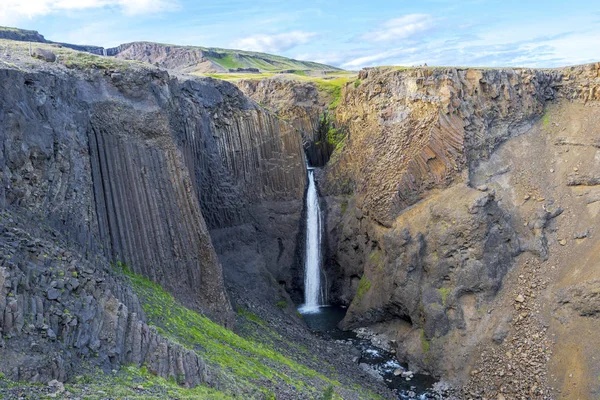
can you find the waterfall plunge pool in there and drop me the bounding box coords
[299,306,439,400]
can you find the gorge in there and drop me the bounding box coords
[0,26,600,400]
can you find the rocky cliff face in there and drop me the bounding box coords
[0,210,211,387]
[237,77,336,166]
[0,65,234,321]
[109,42,221,73]
[0,46,308,388]
[316,63,600,398]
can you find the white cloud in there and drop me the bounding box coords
[0,0,178,25]
[362,14,434,42]
[231,31,316,53]
[341,48,419,69]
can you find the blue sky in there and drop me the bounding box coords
[1,0,599,69]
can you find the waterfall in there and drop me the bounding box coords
[102,48,107,57]
[300,168,323,313]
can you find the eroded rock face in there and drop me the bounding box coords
[327,185,520,376]
[109,42,221,73]
[323,67,560,226]
[237,77,334,166]
[0,63,306,324]
[0,67,234,322]
[318,64,600,386]
[0,55,309,387]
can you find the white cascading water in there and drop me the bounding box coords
[300,168,323,313]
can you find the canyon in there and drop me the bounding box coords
[0,28,600,400]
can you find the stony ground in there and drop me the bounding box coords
[463,100,600,399]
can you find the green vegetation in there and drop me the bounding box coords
[0,365,230,399]
[542,109,551,127]
[437,287,451,306]
[117,264,340,397]
[313,76,351,109]
[237,306,266,327]
[318,112,346,150]
[204,49,339,72]
[202,72,279,81]
[327,127,345,147]
[340,199,348,215]
[322,384,335,400]
[68,365,230,399]
[276,300,288,309]
[0,39,143,72]
[353,79,362,88]
[210,53,243,70]
[355,275,372,302]
[420,329,430,353]
[59,50,136,70]
[0,26,44,41]
[368,249,384,271]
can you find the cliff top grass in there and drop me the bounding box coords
[199,71,356,110]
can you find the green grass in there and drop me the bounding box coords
[355,275,372,302]
[201,72,278,81]
[542,109,551,127]
[353,79,362,88]
[276,300,288,309]
[327,127,345,147]
[437,287,451,306]
[118,265,340,397]
[0,365,231,399]
[59,50,136,70]
[368,249,384,270]
[195,46,339,73]
[210,53,244,70]
[312,77,351,109]
[66,365,231,399]
[237,307,267,327]
[420,330,430,353]
[322,384,335,400]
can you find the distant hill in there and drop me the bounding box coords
[0,26,340,74]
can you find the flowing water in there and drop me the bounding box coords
[299,168,323,313]
[297,168,439,399]
[302,307,439,399]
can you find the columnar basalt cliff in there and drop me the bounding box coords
[237,77,337,166]
[0,211,213,388]
[0,45,310,393]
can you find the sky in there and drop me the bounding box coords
[1,0,599,69]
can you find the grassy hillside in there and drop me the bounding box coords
[0,26,46,42]
[0,26,342,74]
[201,46,340,72]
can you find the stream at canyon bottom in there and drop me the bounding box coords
[300,306,439,400]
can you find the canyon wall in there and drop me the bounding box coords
[238,77,335,167]
[0,54,307,386]
[314,64,600,398]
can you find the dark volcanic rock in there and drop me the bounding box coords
[0,61,306,325]
[0,211,211,388]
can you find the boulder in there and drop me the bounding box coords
[32,48,56,62]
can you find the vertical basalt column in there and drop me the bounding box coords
[87,107,232,323]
